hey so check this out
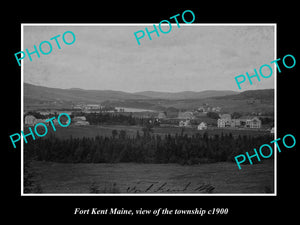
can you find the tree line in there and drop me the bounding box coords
[25,131,273,165]
[85,113,145,126]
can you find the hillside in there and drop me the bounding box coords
[24,83,274,114]
[24,83,240,104]
[24,83,152,104]
[214,89,274,101]
[164,89,274,113]
[109,89,274,113]
[134,90,238,100]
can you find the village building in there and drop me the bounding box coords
[74,120,90,126]
[212,106,221,112]
[157,112,167,119]
[197,122,207,130]
[24,115,37,126]
[245,117,261,129]
[218,114,262,129]
[230,119,241,128]
[179,120,191,127]
[217,114,231,128]
[238,116,261,129]
[73,116,87,121]
[24,115,61,126]
[73,104,104,112]
[198,104,221,113]
[39,111,51,116]
[197,106,206,112]
[81,104,104,113]
[73,116,89,126]
[84,104,102,110]
[72,105,83,110]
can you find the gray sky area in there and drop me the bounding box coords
[23,24,275,92]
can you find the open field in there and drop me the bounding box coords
[30,160,274,194]
[46,125,272,139]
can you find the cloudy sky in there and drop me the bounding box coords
[23,24,275,92]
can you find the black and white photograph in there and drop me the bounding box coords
[22,24,276,195]
[5,3,300,222]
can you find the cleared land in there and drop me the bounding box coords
[31,160,274,194]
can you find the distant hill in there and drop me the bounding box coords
[120,89,274,113]
[214,89,274,100]
[24,83,274,114]
[24,83,152,104]
[24,83,239,104]
[236,89,274,100]
[167,89,274,113]
[135,90,238,100]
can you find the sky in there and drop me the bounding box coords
[23,24,275,92]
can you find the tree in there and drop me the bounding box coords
[142,121,154,138]
[206,112,220,119]
[231,112,242,119]
[112,130,118,139]
[24,128,274,165]
[180,127,185,136]
[119,130,126,140]
[136,130,141,139]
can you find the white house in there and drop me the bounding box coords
[24,115,37,126]
[39,111,51,116]
[74,120,89,126]
[197,122,207,130]
[244,116,261,129]
[179,120,191,127]
[73,116,87,121]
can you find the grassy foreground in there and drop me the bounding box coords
[30,160,274,194]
